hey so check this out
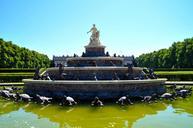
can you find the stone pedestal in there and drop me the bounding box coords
[84,38,106,57]
[85,45,105,57]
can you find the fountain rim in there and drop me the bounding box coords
[23,78,167,85]
[47,66,142,70]
[66,56,124,61]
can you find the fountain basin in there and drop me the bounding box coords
[23,79,166,100]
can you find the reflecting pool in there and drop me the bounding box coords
[0,95,193,128]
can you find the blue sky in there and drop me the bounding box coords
[1,0,193,59]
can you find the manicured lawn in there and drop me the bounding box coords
[0,73,34,76]
[155,71,193,75]
[0,68,44,82]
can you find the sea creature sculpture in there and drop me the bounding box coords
[91,96,103,106]
[116,95,133,105]
[36,94,52,104]
[16,93,33,102]
[160,92,176,100]
[61,95,77,106]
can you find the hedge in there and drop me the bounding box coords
[157,74,193,81]
[0,75,33,82]
[0,68,47,82]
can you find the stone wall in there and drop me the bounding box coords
[67,57,123,67]
[23,79,166,100]
[44,67,143,80]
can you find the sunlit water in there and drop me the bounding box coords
[0,95,193,128]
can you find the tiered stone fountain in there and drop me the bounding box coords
[23,24,166,100]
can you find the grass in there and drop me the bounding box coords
[0,73,34,76]
[155,71,193,75]
[0,72,34,74]
[0,68,45,76]
[0,68,43,82]
[0,82,24,84]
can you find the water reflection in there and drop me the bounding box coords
[0,99,21,115]
[171,95,193,114]
[22,103,168,127]
[132,105,193,128]
[0,96,193,128]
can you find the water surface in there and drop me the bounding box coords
[0,96,193,128]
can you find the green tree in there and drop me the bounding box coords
[136,37,193,68]
[0,38,50,68]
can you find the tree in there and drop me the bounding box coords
[0,38,50,68]
[136,37,193,68]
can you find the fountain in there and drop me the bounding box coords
[23,24,166,100]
